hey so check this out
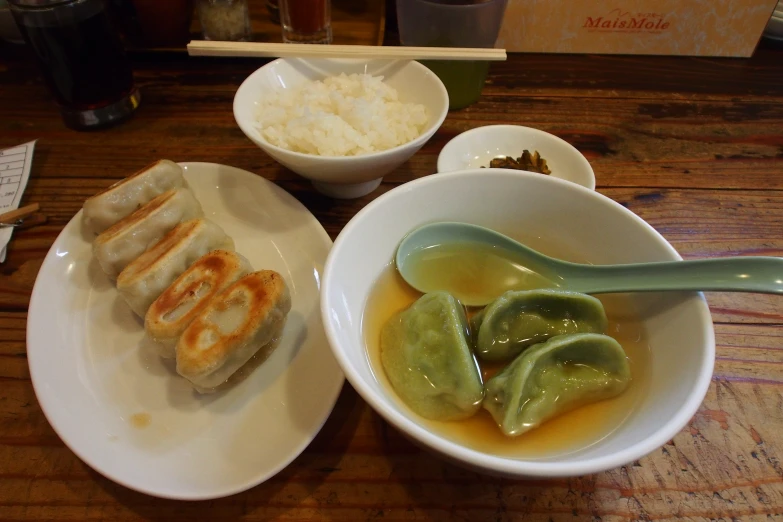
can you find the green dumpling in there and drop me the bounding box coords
[381,292,484,421]
[475,289,608,362]
[483,333,631,437]
[469,307,486,346]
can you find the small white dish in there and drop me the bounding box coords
[437,125,596,190]
[234,58,449,199]
[321,169,714,478]
[27,163,344,500]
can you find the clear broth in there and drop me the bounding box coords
[404,242,558,306]
[362,243,651,459]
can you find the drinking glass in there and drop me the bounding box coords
[397,0,508,110]
[279,0,331,44]
[9,0,140,130]
[130,0,195,47]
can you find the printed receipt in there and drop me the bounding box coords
[0,141,36,263]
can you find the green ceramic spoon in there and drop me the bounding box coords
[395,222,783,307]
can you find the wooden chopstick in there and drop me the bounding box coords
[0,203,40,225]
[187,41,507,61]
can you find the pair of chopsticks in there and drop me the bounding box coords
[0,203,40,228]
[187,41,507,61]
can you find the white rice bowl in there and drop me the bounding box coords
[253,73,429,157]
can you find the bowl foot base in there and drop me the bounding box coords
[311,178,383,199]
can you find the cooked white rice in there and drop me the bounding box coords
[253,73,429,157]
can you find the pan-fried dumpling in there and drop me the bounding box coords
[176,270,291,392]
[380,292,483,421]
[483,333,631,437]
[93,188,203,279]
[144,250,253,359]
[82,159,186,235]
[474,289,608,362]
[117,218,234,317]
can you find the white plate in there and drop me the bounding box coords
[437,125,596,190]
[26,162,344,500]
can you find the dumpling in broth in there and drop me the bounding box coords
[474,289,608,362]
[380,292,483,422]
[483,333,631,437]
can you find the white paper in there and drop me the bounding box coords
[0,140,36,263]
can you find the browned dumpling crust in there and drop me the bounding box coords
[176,270,292,392]
[82,159,186,235]
[144,250,253,359]
[93,187,203,279]
[117,218,234,317]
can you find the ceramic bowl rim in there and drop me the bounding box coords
[233,58,449,162]
[321,168,715,477]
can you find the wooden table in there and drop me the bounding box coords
[1,35,782,520]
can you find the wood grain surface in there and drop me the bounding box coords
[1,33,782,520]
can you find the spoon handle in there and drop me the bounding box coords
[566,256,783,295]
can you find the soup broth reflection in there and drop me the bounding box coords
[362,242,651,459]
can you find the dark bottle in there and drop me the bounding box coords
[9,0,140,130]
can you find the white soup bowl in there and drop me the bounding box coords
[321,168,714,478]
